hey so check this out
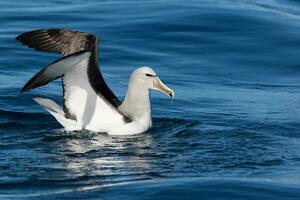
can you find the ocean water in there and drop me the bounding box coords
[1,0,300,199]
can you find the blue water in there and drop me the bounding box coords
[1,0,300,199]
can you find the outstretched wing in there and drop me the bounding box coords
[16,29,97,56]
[16,29,127,121]
[21,51,129,129]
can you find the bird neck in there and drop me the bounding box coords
[119,84,152,124]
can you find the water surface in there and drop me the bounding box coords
[1,0,300,199]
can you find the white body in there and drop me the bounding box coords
[18,29,174,135]
[35,53,152,135]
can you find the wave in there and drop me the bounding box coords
[1,177,300,199]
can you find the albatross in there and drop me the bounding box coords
[16,29,174,135]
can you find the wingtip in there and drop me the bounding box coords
[15,29,42,44]
[15,31,27,43]
[20,82,32,93]
[20,86,28,93]
[16,35,23,43]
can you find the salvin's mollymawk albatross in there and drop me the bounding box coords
[16,29,174,135]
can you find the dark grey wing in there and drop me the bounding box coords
[17,29,124,114]
[20,51,91,93]
[16,29,97,56]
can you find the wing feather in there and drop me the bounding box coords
[17,29,131,122]
[16,29,97,56]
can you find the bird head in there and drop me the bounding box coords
[130,67,175,98]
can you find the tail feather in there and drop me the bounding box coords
[33,97,64,115]
[33,97,80,131]
[21,50,91,93]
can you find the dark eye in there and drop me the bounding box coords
[145,73,155,77]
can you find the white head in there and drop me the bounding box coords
[128,66,175,98]
[119,66,174,129]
